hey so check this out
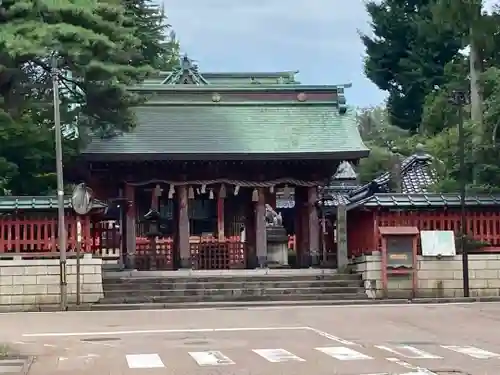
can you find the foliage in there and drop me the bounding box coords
[0,0,178,195]
[361,0,463,132]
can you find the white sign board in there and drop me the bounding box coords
[420,230,456,257]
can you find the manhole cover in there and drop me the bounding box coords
[183,340,210,346]
[391,341,437,345]
[81,338,121,342]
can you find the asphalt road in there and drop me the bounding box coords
[1,302,500,374]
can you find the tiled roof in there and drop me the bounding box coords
[83,103,368,159]
[349,193,500,209]
[0,196,107,212]
[333,161,357,180]
[349,152,436,201]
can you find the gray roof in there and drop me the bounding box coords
[349,193,500,209]
[333,161,357,180]
[349,152,436,201]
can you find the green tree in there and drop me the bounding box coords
[0,0,178,195]
[361,0,463,132]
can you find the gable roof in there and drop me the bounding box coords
[348,151,436,202]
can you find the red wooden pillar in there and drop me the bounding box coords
[124,183,136,268]
[294,187,309,267]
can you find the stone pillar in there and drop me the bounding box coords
[307,187,320,266]
[217,188,225,241]
[336,204,348,269]
[124,183,136,269]
[177,185,190,268]
[255,187,267,267]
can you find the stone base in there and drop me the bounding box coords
[179,257,192,269]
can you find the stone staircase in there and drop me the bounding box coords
[93,270,368,309]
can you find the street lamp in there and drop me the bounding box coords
[51,55,68,310]
[449,89,469,298]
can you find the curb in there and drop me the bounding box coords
[88,296,500,311]
[4,296,500,313]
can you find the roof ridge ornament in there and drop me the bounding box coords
[161,54,209,85]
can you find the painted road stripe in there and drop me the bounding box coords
[386,357,437,374]
[188,351,234,366]
[441,345,500,359]
[252,348,305,363]
[125,354,165,369]
[375,345,442,359]
[315,346,373,360]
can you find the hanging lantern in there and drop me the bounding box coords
[219,184,226,199]
[188,186,195,199]
[168,184,175,199]
[209,189,214,199]
[201,184,207,194]
[234,185,240,196]
[283,184,291,199]
[196,188,201,195]
[154,184,162,197]
[251,188,259,202]
[269,185,275,193]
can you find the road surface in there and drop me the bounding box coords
[1,302,500,374]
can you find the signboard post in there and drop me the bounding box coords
[71,183,94,306]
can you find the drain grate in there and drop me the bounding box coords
[80,337,121,342]
[183,340,210,346]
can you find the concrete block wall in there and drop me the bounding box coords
[353,252,500,298]
[0,255,103,311]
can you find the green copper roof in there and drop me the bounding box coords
[143,55,299,86]
[0,196,107,211]
[83,102,368,160]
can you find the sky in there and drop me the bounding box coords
[161,0,386,108]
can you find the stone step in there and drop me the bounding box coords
[97,292,367,305]
[102,273,361,284]
[103,286,363,298]
[102,279,362,291]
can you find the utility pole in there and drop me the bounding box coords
[450,89,469,298]
[52,55,68,310]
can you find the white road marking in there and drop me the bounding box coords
[22,326,308,337]
[375,345,442,359]
[307,327,357,346]
[252,348,305,362]
[441,345,500,359]
[188,351,234,366]
[386,357,437,374]
[126,354,165,369]
[315,346,373,360]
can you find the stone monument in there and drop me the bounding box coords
[265,204,289,267]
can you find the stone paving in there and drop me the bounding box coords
[1,302,500,374]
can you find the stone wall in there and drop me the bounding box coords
[354,252,500,298]
[0,254,103,311]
